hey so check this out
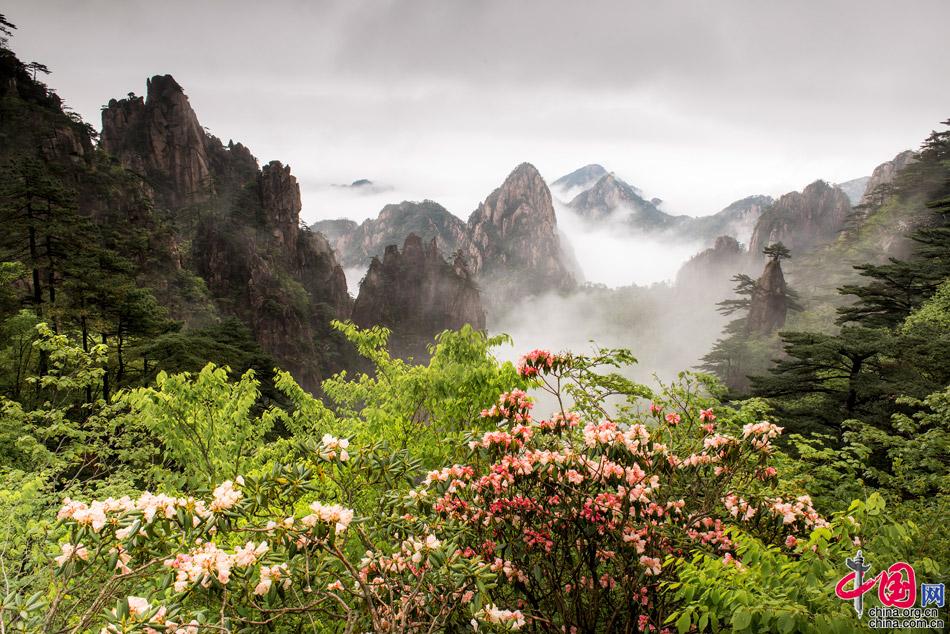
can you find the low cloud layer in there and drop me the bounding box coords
[7,1,950,218]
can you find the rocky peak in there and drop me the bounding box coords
[352,233,485,360]
[463,163,576,307]
[568,172,675,230]
[675,235,749,299]
[550,164,608,197]
[260,160,302,251]
[746,257,789,335]
[860,150,917,206]
[314,200,466,269]
[473,162,558,230]
[101,74,212,207]
[749,180,851,255]
[698,195,774,244]
[101,74,353,390]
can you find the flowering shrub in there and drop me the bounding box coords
[37,434,495,633]
[414,351,824,632]
[9,339,937,634]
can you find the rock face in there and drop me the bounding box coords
[676,235,747,294]
[310,218,359,244]
[352,234,485,360]
[836,176,871,206]
[463,163,576,307]
[746,258,789,336]
[314,200,467,269]
[550,163,608,199]
[102,75,352,389]
[101,75,213,208]
[568,173,679,231]
[859,150,917,206]
[749,181,852,256]
[685,196,773,246]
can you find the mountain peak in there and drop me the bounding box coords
[463,162,576,305]
[749,180,852,255]
[101,74,211,207]
[145,74,186,102]
[551,164,609,193]
[506,162,544,183]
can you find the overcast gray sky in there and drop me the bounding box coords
[7,0,950,222]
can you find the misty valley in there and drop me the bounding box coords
[1,5,949,634]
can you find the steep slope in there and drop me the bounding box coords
[567,172,680,231]
[351,234,485,360]
[858,150,917,207]
[836,176,871,205]
[749,180,852,255]
[463,163,577,307]
[100,76,353,389]
[683,195,774,245]
[675,236,751,301]
[313,200,466,268]
[550,164,608,199]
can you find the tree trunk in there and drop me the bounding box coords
[845,356,864,416]
[81,314,92,403]
[101,333,111,402]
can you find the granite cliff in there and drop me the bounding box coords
[462,163,577,307]
[100,76,352,388]
[351,234,485,360]
[746,257,790,336]
[314,200,466,269]
[749,180,852,255]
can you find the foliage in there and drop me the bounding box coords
[120,364,274,489]
[417,352,826,632]
[667,494,939,634]
[319,321,525,468]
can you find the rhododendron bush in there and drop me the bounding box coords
[412,350,829,632]
[40,434,495,633]
[1,326,939,633]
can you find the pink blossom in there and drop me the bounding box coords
[639,555,662,576]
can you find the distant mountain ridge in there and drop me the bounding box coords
[550,164,609,199]
[316,163,577,311]
[313,200,466,269]
[554,166,772,246]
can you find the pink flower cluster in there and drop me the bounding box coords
[516,349,567,378]
[741,421,783,451]
[165,541,239,592]
[319,433,350,461]
[723,493,828,534]
[480,389,534,423]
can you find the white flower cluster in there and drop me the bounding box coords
[320,433,350,461]
[477,604,526,630]
[302,501,355,535]
[58,478,246,536]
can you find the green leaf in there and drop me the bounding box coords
[778,614,796,633]
[676,612,692,634]
[732,608,752,631]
